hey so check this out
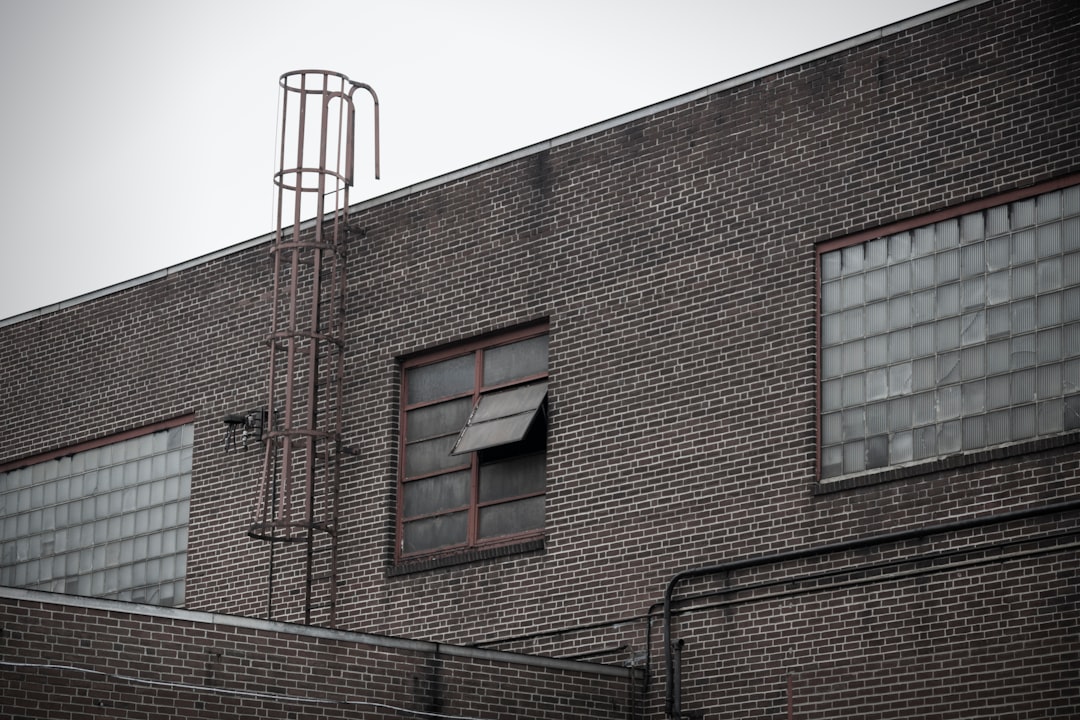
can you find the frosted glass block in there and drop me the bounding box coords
[960,311,986,347]
[935,219,959,250]
[843,408,865,440]
[888,329,912,362]
[1066,395,1080,430]
[1065,217,1080,253]
[1037,293,1062,330]
[181,424,194,447]
[938,385,961,421]
[961,277,985,311]
[147,558,161,584]
[821,251,842,280]
[95,494,108,518]
[92,572,105,595]
[82,497,96,522]
[163,529,177,555]
[1037,223,1062,260]
[843,441,865,474]
[161,554,176,581]
[913,425,937,460]
[151,455,166,481]
[890,430,913,464]
[1038,328,1062,364]
[135,509,149,535]
[52,555,65,578]
[912,256,935,290]
[94,519,107,545]
[822,281,842,316]
[866,370,888,403]
[1037,257,1063,293]
[164,476,180,502]
[166,451,180,477]
[867,335,888,367]
[986,270,1009,305]
[866,302,888,335]
[987,375,1010,410]
[166,426,183,451]
[1012,264,1036,301]
[42,506,55,531]
[1011,199,1036,230]
[16,513,29,537]
[1064,252,1080,289]
[960,213,984,243]
[842,307,864,340]
[936,250,960,284]
[152,431,168,454]
[986,236,1010,270]
[865,268,888,302]
[913,227,935,257]
[105,541,120,567]
[43,481,56,507]
[119,565,133,590]
[842,341,865,373]
[150,480,165,505]
[1011,369,1036,405]
[178,500,190,524]
[1039,399,1064,435]
[1036,190,1062,222]
[92,544,105,570]
[912,290,935,324]
[987,305,1010,339]
[138,458,152,480]
[56,477,69,502]
[889,263,911,295]
[1037,363,1062,399]
[147,532,162,558]
[136,484,150,506]
[14,563,27,586]
[137,434,153,457]
[825,345,842,379]
[889,232,911,262]
[179,474,190,498]
[107,490,122,516]
[961,346,985,380]
[162,504,178,528]
[99,445,114,467]
[149,506,163,531]
[889,296,911,330]
[110,465,125,490]
[936,317,960,352]
[888,396,912,432]
[889,362,912,396]
[960,244,984,279]
[866,238,887,268]
[842,244,864,275]
[133,535,149,561]
[123,462,138,486]
[913,391,936,426]
[178,530,188,551]
[939,420,962,454]
[79,548,92,573]
[842,275,864,309]
[30,483,44,508]
[1067,323,1080,358]
[180,448,192,473]
[1066,359,1080,393]
[65,552,78,575]
[28,510,42,534]
[1011,332,1037,369]
[962,380,986,415]
[913,357,936,391]
[1011,404,1036,439]
[17,488,30,512]
[120,539,134,564]
[121,513,135,536]
[1065,186,1080,216]
[866,401,888,435]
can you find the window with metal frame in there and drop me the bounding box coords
[399,325,548,559]
[818,180,1080,481]
[0,417,193,606]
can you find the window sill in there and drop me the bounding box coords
[388,537,545,576]
[814,431,1080,494]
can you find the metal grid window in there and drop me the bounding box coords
[0,423,192,606]
[400,326,548,559]
[820,184,1080,480]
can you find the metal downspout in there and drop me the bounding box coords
[661,498,1080,719]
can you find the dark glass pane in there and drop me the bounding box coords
[406,398,472,442]
[866,436,888,469]
[479,453,545,503]
[483,334,548,386]
[407,354,475,405]
[402,471,470,518]
[404,435,464,479]
[478,496,544,539]
[402,512,468,554]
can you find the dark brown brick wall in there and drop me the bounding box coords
[2,0,1079,716]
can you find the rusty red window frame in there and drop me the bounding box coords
[397,323,549,561]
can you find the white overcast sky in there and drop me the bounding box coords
[0,0,953,320]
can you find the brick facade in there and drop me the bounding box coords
[2,0,1079,717]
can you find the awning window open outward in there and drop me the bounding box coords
[451,381,548,455]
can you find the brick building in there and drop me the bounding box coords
[2,0,1078,717]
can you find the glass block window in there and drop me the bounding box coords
[400,325,548,560]
[0,422,192,605]
[820,184,1080,480]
